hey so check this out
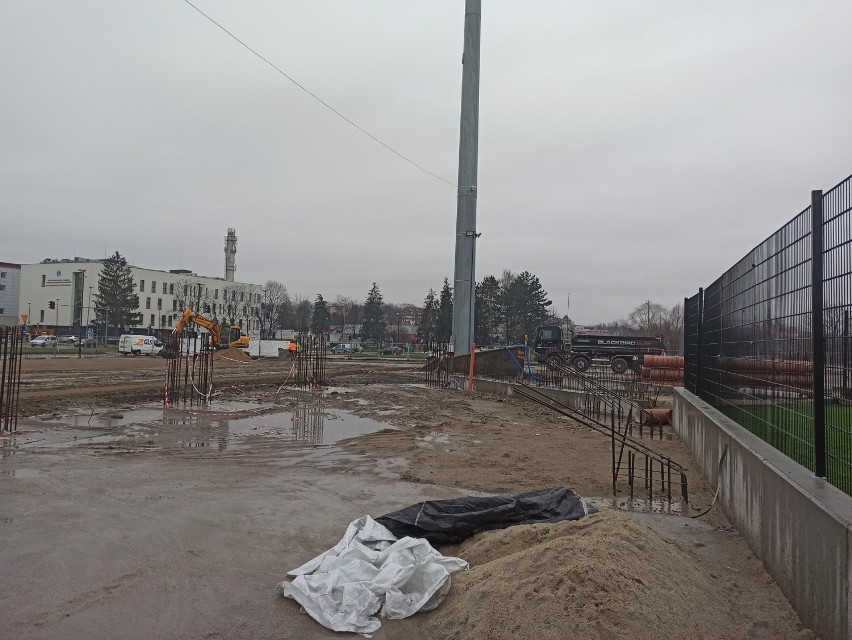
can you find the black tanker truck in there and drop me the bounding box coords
[534,325,666,373]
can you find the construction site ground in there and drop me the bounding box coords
[2,356,816,639]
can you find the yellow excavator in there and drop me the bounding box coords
[160,308,249,358]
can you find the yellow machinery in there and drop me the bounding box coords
[161,308,249,358]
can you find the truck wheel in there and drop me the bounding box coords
[611,358,629,374]
[133,350,140,356]
[571,356,591,372]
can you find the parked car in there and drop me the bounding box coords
[58,335,78,344]
[81,337,99,348]
[330,343,362,354]
[30,335,58,347]
[381,346,403,355]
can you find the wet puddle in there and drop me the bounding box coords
[16,402,389,457]
[43,409,167,429]
[417,432,451,446]
[228,408,386,444]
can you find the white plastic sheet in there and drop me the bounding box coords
[276,516,468,635]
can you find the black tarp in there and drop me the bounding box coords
[375,487,596,545]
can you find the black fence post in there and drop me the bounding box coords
[696,287,704,397]
[811,190,826,479]
[844,309,850,396]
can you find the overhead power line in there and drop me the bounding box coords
[181,0,456,187]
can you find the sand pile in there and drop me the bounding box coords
[213,346,253,362]
[424,510,814,640]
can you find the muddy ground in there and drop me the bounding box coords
[1,355,816,639]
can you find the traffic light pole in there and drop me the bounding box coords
[55,299,59,355]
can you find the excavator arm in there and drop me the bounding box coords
[161,308,223,358]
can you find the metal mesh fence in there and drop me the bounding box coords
[822,177,852,491]
[683,292,701,394]
[684,174,852,494]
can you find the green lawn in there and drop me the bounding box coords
[720,400,852,495]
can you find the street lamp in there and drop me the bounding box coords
[54,298,60,355]
[77,269,86,359]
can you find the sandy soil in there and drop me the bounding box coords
[1,355,818,639]
[323,375,717,517]
[416,511,815,640]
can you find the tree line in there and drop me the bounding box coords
[92,251,558,347]
[417,269,553,346]
[586,300,684,354]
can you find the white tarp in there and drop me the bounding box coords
[276,516,468,635]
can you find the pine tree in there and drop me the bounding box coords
[93,252,140,330]
[417,288,438,342]
[311,293,331,335]
[437,278,453,342]
[505,271,552,342]
[474,275,501,345]
[361,283,386,342]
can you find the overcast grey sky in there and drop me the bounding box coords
[2,1,850,324]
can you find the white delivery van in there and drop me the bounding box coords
[118,334,163,356]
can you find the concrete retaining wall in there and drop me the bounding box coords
[673,388,852,640]
[449,347,527,377]
[455,377,584,409]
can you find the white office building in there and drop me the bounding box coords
[19,258,264,335]
[0,262,22,327]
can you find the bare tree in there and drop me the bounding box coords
[628,300,667,333]
[264,280,291,337]
[293,295,312,334]
[221,284,257,331]
[173,278,212,315]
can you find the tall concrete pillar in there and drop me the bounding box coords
[451,0,481,356]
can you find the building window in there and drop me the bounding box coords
[0,308,4,315]
[0,271,5,278]
[152,281,157,293]
[146,297,151,310]
[40,310,45,322]
[214,289,219,299]
[160,314,166,327]
[157,298,162,310]
[173,300,178,311]
[150,314,155,326]
[184,285,188,296]
[41,275,46,287]
[168,316,173,327]
[0,284,4,291]
[140,280,145,292]
[169,283,174,295]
